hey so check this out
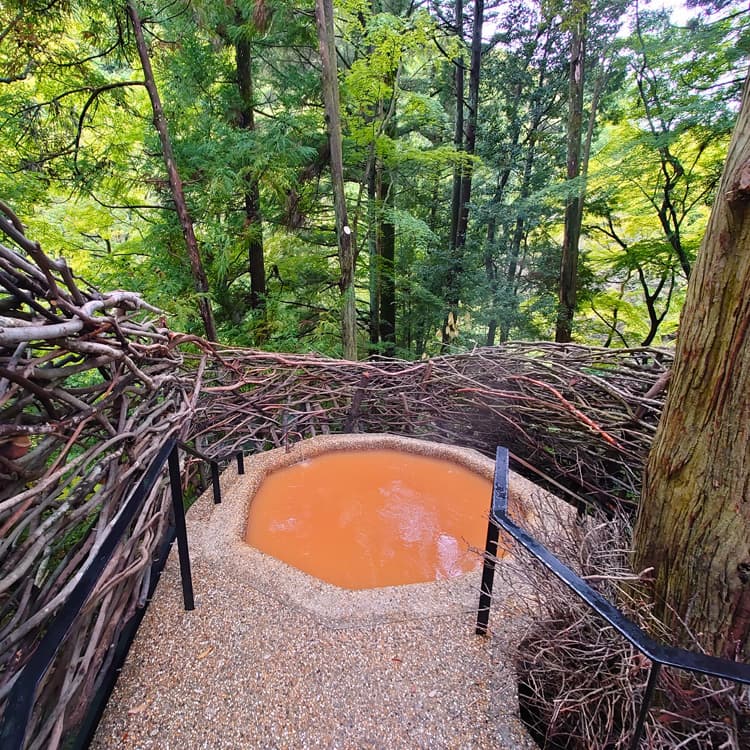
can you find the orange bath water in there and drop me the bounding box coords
[244,449,496,589]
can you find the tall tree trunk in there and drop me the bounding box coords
[444,0,464,350]
[455,0,483,248]
[633,72,750,660]
[315,0,357,359]
[368,161,379,347]
[444,0,483,348]
[448,0,464,260]
[235,29,266,313]
[556,17,586,343]
[377,167,395,355]
[127,0,217,341]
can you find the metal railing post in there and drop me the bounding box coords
[628,661,662,750]
[477,446,750,748]
[210,461,221,504]
[476,447,509,635]
[476,520,500,635]
[168,444,195,611]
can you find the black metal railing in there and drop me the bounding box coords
[477,446,750,750]
[0,438,222,750]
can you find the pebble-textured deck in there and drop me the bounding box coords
[92,435,546,750]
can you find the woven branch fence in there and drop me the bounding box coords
[193,342,671,512]
[0,206,211,749]
[0,204,671,749]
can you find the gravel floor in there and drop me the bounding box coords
[92,437,543,750]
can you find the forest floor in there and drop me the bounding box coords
[92,441,542,750]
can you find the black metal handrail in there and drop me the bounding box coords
[477,446,750,750]
[0,438,222,750]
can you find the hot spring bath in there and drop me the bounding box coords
[187,434,552,624]
[244,447,498,589]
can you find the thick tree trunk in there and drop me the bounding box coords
[556,20,586,343]
[315,0,357,359]
[633,72,750,660]
[126,0,217,342]
[235,32,266,312]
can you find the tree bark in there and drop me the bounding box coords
[315,0,357,359]
[126,0,217,342]
[368,161,379,347]
[556,17,586,343]
[633,72,750,660]
[235,29,266,313]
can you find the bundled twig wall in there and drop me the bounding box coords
[0,204,207,749]
[509,508,750,748]
[192,343,672,512]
